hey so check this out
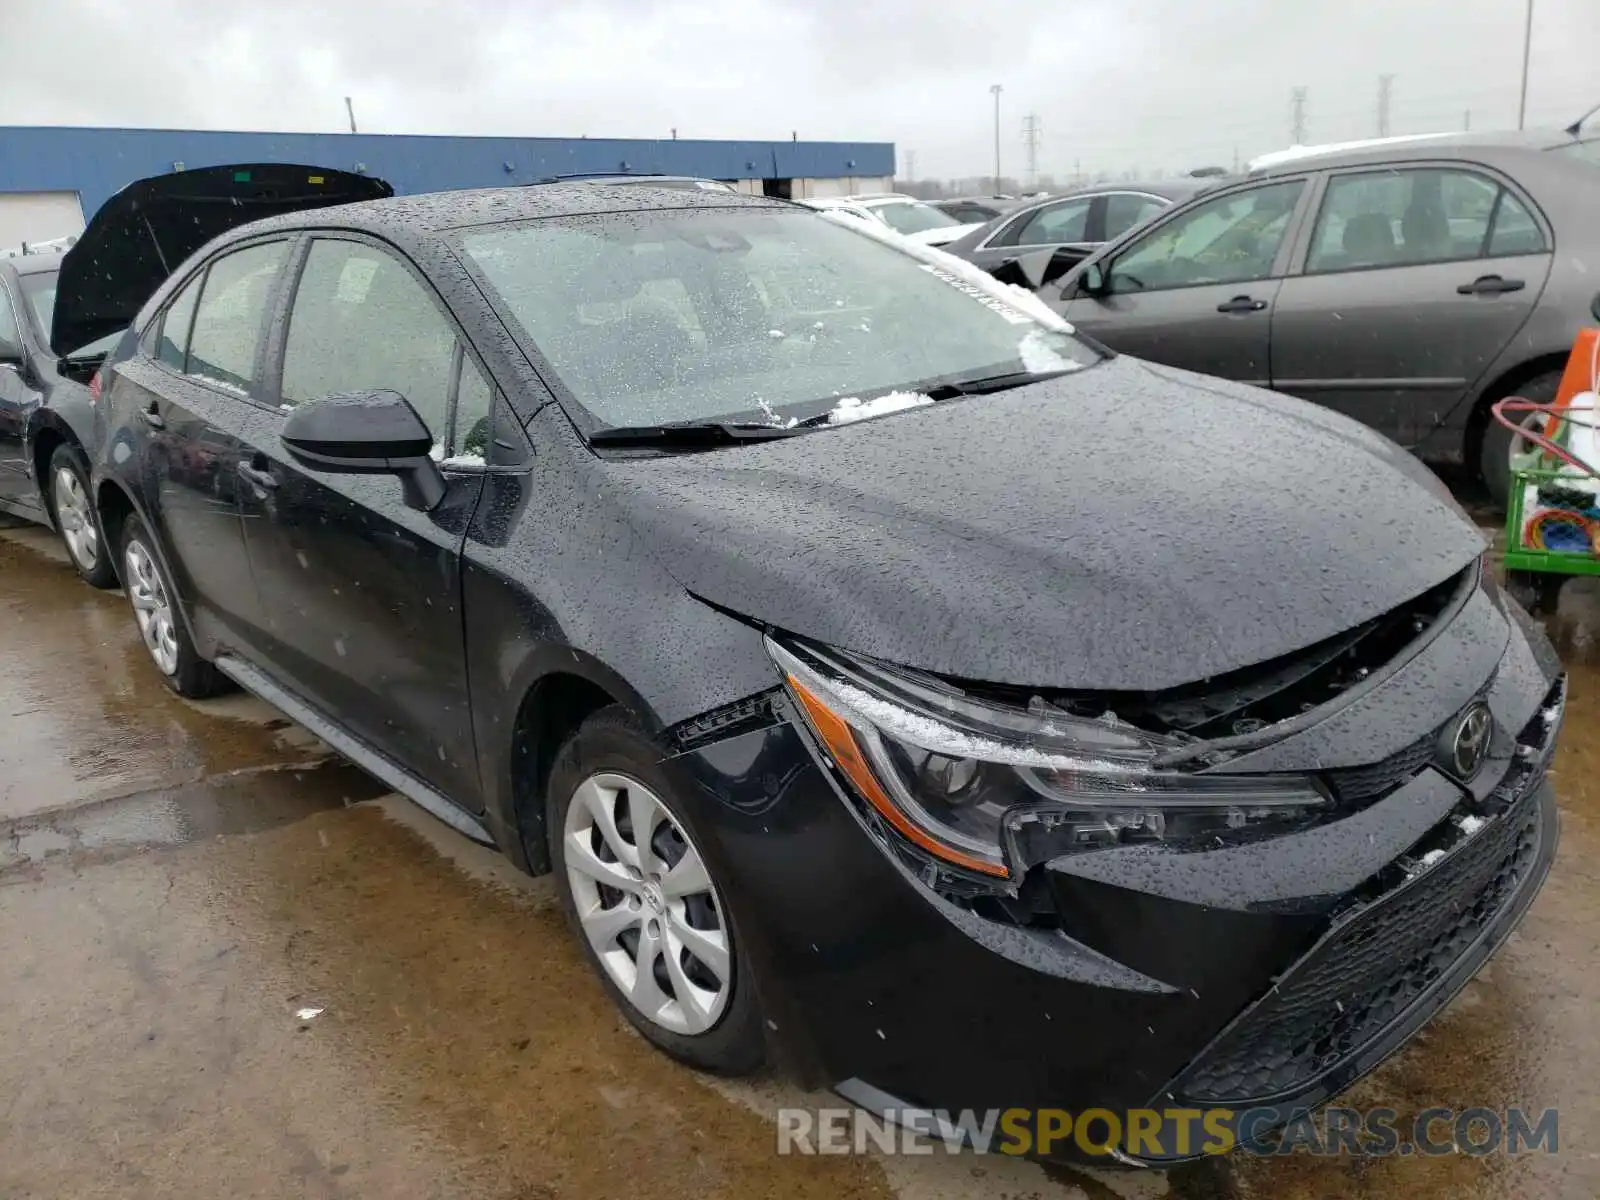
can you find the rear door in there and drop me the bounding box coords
[236,234,489,801]
[0,276,39,507]
[1269,164,1554,444]
[1059,177,1311,386]
[104,239,290,648]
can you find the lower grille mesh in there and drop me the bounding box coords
[1175,787,1543,1104]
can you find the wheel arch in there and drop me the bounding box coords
[1464,351,1574,475]
[500,656,660,877]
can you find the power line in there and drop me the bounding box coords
[1021,113,1042,190]
[1377,74,1395,137]
[1290,86,1309,145]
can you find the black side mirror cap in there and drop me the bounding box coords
[1078,260,1109,296]
[281,389,446,512]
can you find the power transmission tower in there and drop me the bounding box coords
[1377,74,1395,137]
[1290,87,1308,145]
[904,150,916,182]
[1021,113,1043,190]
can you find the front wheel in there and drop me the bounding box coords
[119,512,226,698]
[546,706,765,1075]
[47,444,118,588]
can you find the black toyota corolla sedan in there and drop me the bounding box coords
[72,182,1562,1162]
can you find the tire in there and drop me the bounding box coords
[45,443,119,589]
[117,511,226,699]
[546,705,765,1075]
[1480,368,1563,510]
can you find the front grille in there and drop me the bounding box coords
[1175,785,1543,1104]
[1324,732,1436,805]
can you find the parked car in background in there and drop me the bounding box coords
[1046,129,1600,505]
[71,182,1561,1160]
[799,193,984,247]
[933,196,1028,224]
[0,250,127,584]
[942,180,1208,287]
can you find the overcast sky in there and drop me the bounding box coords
[5,0,1597,179]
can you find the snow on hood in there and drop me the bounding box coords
[826,391,935,424]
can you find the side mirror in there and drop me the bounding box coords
[281,389,446,512]
[1079,261,1110,297]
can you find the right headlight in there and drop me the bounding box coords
[768,636,1329,882]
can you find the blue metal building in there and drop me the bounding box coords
[0,125,897,245]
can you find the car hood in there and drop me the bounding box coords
[51,163,392,356]
[601,356,1487,691]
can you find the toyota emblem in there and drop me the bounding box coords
[1450,703,1493,779]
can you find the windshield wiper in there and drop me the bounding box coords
[920,367,1076,400]
[588,421,806,448]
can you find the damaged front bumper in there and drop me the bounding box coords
[663,593,1564,1164]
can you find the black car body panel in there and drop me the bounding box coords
[51,163,393,357]
[79,183,1562,1161]
[0,254,98,525]
[602,355,1485,691]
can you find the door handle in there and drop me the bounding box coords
[1217,295,1268,313]
[141,401,165,430]
[237,456,279,492]
[1457,275,1525,295]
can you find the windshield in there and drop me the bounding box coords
[870,200,960,235]
[17,270,121,357]
[461,208,1099,431]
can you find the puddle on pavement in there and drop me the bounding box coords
[1,759,389,869]
[0,534,317,822]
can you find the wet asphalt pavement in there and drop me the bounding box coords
[2,511,1599,1200]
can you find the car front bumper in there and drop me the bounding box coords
[667,597,1563,1164]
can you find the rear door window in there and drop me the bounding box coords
[1304,168,1541,273]
[185,241,290,392]
[1103,193,1168,241]
[996,198,1092,248]
[156,273,202,370]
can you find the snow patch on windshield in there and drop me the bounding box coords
[817,208,1075,334]
[827,391,934,425]
[1019,328,1079,374]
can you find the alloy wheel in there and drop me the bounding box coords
[563,772,732,1035]
[124,539,179,676]
[52,466,98,570]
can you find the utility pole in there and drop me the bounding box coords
[989,84,1004,195]
[344,96,358,134]
[1518,0,1534,129]
[1021,113,1042,190]
[1377,74,1394,137]
[1290,87,1308,145]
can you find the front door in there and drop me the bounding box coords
[1060,178,1309,387]
[237,235,491,804]
[1269,165,1553,445]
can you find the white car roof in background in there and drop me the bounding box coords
[1246,132,1461,171]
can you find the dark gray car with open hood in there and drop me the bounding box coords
[79,184,1562,1163]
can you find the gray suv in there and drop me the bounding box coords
[1047,128,1600,504]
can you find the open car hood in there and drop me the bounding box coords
[50,163,392,357]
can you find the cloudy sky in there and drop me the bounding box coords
[6,0,1598,179]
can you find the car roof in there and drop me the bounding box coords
[210,183,788,242]
[1244,127,1592,176]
